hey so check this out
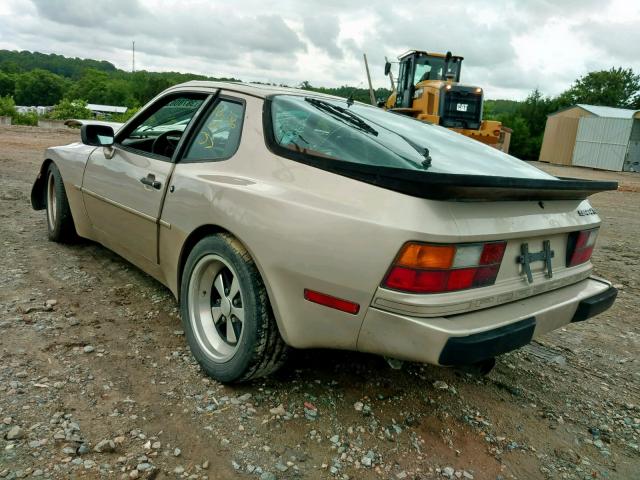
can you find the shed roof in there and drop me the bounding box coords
[576,104,639,119]
[550,104,640,119]
[87,103,128,114]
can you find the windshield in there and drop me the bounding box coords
[269,95,555,180]
[130,97,204,137]
[413,55,461,83]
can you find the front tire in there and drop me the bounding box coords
[45,163,76,243]
[180,234,288,383]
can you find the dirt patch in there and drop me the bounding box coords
[1,125,639,479]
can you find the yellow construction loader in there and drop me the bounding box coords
[381,50,509,152]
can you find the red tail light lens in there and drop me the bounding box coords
[566,228,598,267]
[383,241,506,294]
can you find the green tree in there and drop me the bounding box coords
[484,99,520,118]
[48,98,92,120]
[0,95,16,116]
[0,72,15,97]
[0,49,116,78]
[66,69,137,106]
[66,69,110,103]
[486,90,567,160]
[110,107,139,123]
[0,95,37,125]
[14,69,66,105]
[13,111,38,126]
[104,78,136,106]
[0,59,21,74]
[516,89,561,137]
[496,113,534,159]
[558,67,640,108]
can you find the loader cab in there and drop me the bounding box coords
[395,50,463,109]
[389,50,483,131]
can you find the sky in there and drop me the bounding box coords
[0,0,638,100]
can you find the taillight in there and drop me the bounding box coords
[383,241,506,294]
[566,228,598,267]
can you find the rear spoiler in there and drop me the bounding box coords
[309,159,618,201]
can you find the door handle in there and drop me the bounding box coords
[140,174,161,190]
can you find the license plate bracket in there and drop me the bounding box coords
[517,240,554,283]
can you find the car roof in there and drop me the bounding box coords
[169,80,346,101]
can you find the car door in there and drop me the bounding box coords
[81,92,209,268]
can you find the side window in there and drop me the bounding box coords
[183,99,244,162]
[414,62,432,84]
[119,94,206,158]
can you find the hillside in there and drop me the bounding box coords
[1,49,638,160]
[0,49,390,108]
[0,50,117,78]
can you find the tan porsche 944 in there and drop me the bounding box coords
[31,81,618,382]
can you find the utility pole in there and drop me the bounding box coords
[385,56,397,93]
[132,41,135,73]
[363,53,376,106]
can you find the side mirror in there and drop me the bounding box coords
[384,61,391,76]
[81,124,115,147]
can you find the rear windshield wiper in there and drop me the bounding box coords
[303,97,431,170]
[305,98,378,136]
[351,109,433,169]
[397,134,432,168]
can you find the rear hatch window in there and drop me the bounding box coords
[264,95,616,201]
[268,95,553,178]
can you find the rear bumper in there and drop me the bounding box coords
[356,277,615,366]
[438,316,536,366]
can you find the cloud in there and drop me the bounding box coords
[29,1,306,58]
[574,19,640,65]
[30,0,146,29]
[0,0,638,100]
[303,15,342,58]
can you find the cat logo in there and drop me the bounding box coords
[456,103,468,112]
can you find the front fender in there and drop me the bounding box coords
[31,160,52,210]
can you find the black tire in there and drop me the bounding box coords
[455,357,496,376]
[45,163,77,243]
[179,234,288,383]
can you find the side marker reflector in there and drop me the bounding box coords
[304,289,360,315]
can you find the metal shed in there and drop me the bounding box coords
[539,104,640,172]
[86,104,128,115]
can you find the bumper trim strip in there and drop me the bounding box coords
[438,316,536,366]
[571,285,617,323]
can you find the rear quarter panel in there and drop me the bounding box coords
[160,94,602,350]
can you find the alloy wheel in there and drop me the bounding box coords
[188,254,245,362]
[46,171,57,230]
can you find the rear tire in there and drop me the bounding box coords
[45,163,77,243]
[179,234,288,383]
[456,357,496,376]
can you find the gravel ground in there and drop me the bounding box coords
[1,125,639,480]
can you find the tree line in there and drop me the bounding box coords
[0,49,638,160]
[0,49,243,114]
[483,67,640,159]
